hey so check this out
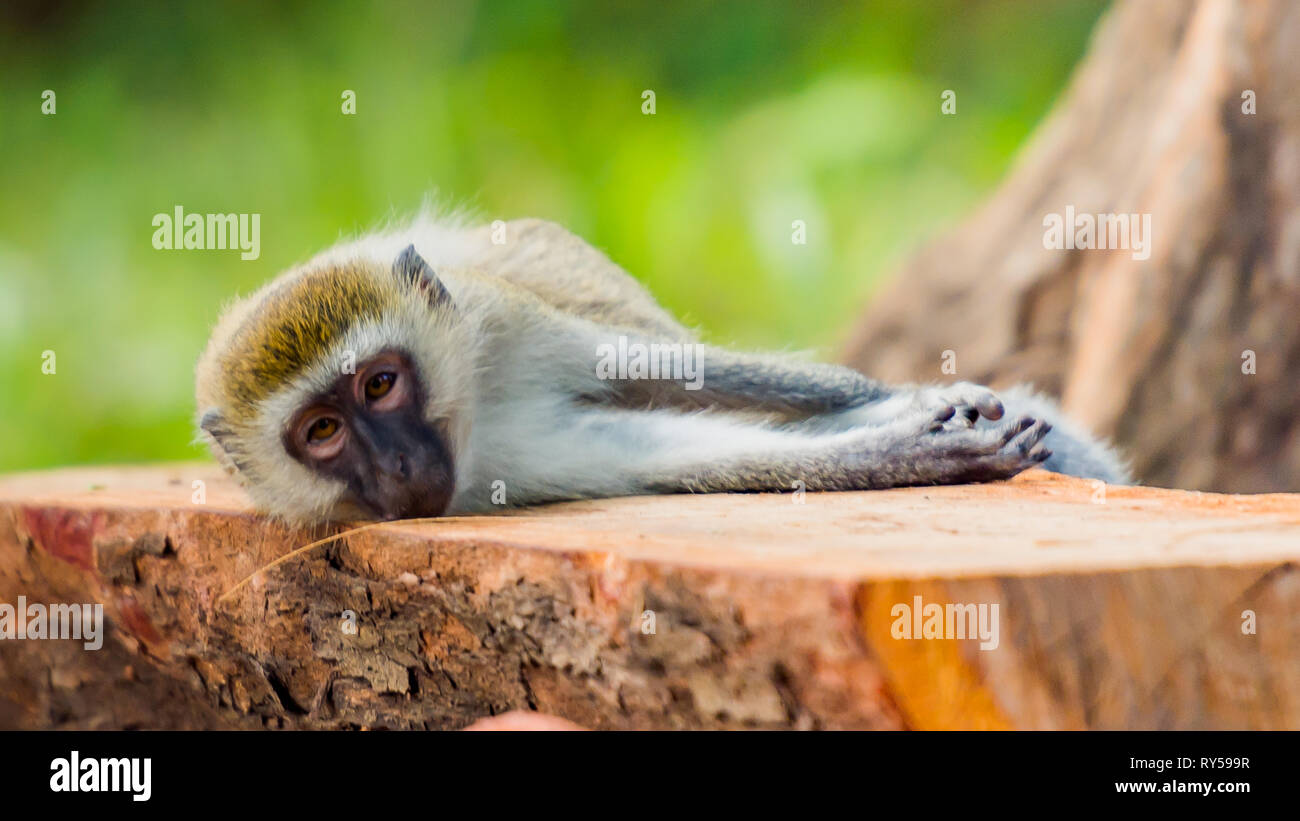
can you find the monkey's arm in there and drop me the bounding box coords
[636,410,1050,495]
[450,402,1050,512]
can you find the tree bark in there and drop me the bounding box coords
[1,465,1296,730]
[843,0,1300,493]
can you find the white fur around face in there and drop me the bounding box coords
[234,304,476,524]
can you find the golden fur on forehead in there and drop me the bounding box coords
[208,262,399,422]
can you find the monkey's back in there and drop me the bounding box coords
[467,219,694,340]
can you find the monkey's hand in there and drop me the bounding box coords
[868,408,1052,485]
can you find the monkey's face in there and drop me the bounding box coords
[283,349,456,520]
[196,243,475,524]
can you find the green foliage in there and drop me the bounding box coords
[0,0,1106,470]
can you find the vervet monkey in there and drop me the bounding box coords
[196,215,1128,524]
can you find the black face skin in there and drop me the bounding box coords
[283,350,455,520]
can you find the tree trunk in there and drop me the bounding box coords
[843,0,1300,493]
[1,465,1297,729]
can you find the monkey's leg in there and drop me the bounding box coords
[585,330,1003,425]
[592,341,881,415]
[800,380,1007,429]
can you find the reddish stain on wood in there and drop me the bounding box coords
[21,506,101,573]
[117,593,167,654]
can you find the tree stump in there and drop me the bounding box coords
[844,0,1300,493]
[0,465,1296,729]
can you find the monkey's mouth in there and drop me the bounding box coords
[348,470,455,521]
[337,491,451,522]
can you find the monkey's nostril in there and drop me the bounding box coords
[397,453,409,479]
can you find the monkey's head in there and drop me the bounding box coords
[196,245,472,524]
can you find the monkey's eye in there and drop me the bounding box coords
[306,416,340,443]
[365,372,397,401]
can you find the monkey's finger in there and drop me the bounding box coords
[1007,419,1052,454]
[995,416,1037,445]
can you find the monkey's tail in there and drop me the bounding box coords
[994,385,1133,485]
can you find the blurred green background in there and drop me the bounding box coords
[0,0,1106,471]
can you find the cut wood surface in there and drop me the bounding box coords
[1,464,1297,729]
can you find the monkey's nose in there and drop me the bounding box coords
[375,451,401,475]
[368,461,446,520]
[357,444,454,520]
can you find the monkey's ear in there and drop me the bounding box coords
[199,409,241,470]
[200,409,227,441]
[200,409,256,476]
[393,244,453,309]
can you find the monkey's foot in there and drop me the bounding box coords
[912,381,1005,425]
[827,382,1005,431]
